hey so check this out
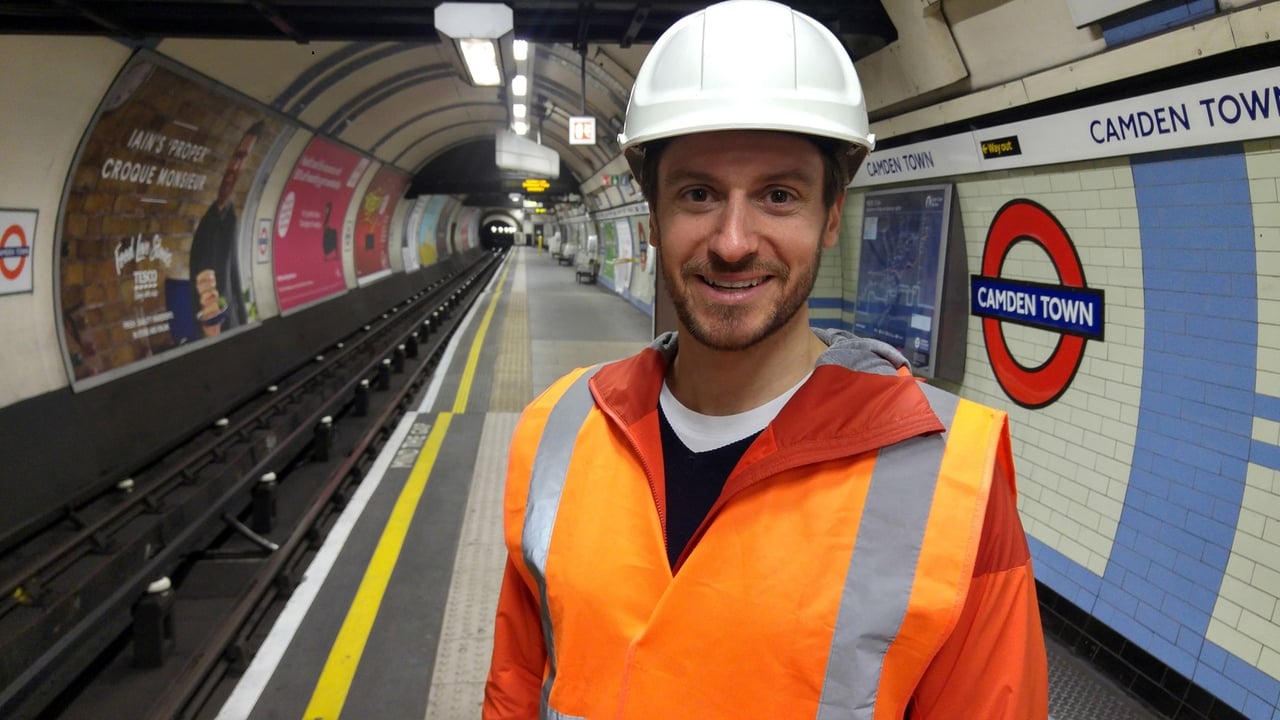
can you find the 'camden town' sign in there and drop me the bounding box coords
[970,199,1105,408]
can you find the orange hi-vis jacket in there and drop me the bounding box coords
[485,330,1048,719]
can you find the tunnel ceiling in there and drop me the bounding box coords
[1,1,897,208]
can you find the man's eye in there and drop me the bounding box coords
[768,189,794,204]
[684,188,710,202]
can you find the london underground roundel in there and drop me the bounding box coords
[1,223,30,281]
[970,199,1105,408]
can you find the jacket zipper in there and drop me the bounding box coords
[629,429,667,556]
[592,385,668,557]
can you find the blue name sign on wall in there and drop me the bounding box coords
[971,276,1105,339]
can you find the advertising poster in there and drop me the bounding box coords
[274,137,368,312]
[454,208,470,253]
[417,195,449,267]
[629,215,655,305]
[853,185,951,372]
[436,197,459,258]
[404,197,425,254]
[455,206,480,252]
[615,219,634,294]
[353,165,409,285]
[58,58,286,382]
[401,196,426,272]
[600,222,618,282]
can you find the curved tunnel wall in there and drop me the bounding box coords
[0,37,482,549]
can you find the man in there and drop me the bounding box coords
[484,1,1048,718]
[189,120,264,337]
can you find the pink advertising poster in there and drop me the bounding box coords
[353,165,409,284]
[274,137,369,312]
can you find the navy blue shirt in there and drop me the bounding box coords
[658,406,760,570]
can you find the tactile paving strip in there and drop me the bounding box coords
[490,281,531,413]
[489,250,531,413]
[423,412,518,720]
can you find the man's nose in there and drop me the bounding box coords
[708,193,758,263]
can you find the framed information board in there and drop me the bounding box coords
[853,184,966,380]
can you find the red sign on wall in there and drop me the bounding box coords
[974,199,1105,408]
[0,210,35,293]
[569,116,596,145]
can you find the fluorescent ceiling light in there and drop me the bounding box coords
[513,39,529,61]
[512,74,527,97]
[513,120,529,135]
[459,38,501,86]
[513,103,527,119]
[435,3,513,38]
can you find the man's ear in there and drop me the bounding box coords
[822,190,846,249]
[648,214,660,247]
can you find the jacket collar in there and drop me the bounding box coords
[589,329,944,462]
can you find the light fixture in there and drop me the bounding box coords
[459,38,501,86]
[495,129,560,177]
[512,74,527,97]
[434,3,512,88]
[513,39,528,61]
[513,120,529,135]
[513,103,527,119]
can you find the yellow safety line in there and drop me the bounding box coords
[453,257,512,414]
[301,413,452,719]
[302,255,513,719]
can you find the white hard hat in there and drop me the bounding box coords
[619,0,875,182]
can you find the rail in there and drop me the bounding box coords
[0,249,505,719]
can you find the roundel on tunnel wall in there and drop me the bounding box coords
[969,199,1107,408]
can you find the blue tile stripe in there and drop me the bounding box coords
[1100,0,1216,47]
[1099,144,1279,716]
[808,297,843,309]
[1257,393,1280,424]
[1029,536,1103,608]
[1253,438,1280,472]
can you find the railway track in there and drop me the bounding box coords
[0,248,505,719]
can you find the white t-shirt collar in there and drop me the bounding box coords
[659,371,811,453]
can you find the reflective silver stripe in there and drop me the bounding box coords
[522,367,601,719]
[545,709,586,720]
[817,385,959,719]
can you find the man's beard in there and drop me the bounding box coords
[662,239,822,352]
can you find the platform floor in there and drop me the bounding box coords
[211,246,1163,720]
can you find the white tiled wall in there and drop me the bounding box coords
[956,160,1143,576]
[1209,138,1280,675]
[839,159,1143,575]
